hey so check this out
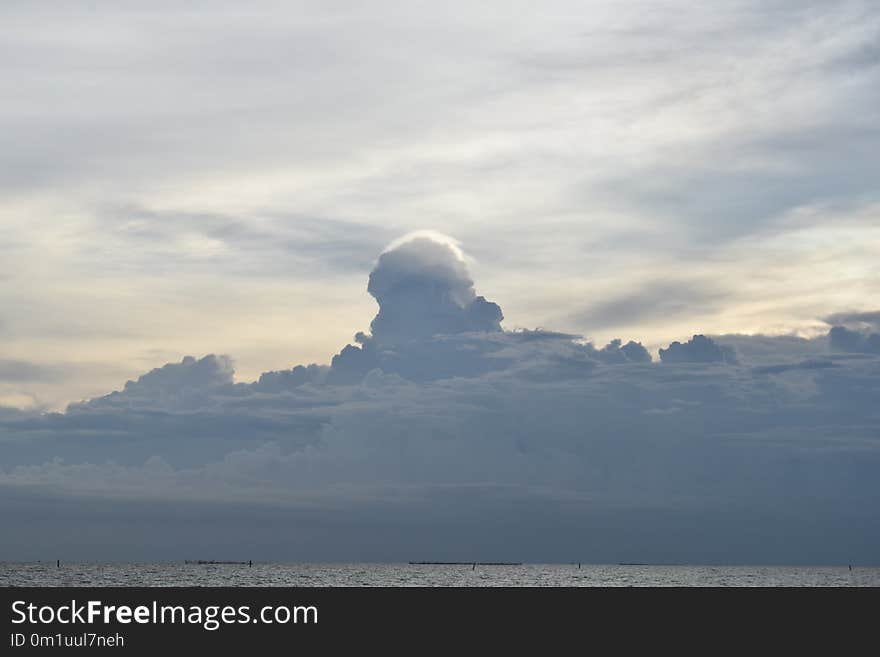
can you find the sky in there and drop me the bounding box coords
[1,1,879,564]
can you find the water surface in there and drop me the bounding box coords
[2,562,877,586]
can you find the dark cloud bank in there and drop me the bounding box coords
[2,234,879,564]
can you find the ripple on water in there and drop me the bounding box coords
[1,563,879,587]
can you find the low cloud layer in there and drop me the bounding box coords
[829,326,880,354]
[1,233,879,563]
[659,334,737,364]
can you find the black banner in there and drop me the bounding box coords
[1,587,875,652]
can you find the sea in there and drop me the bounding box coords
[1,562,878,586]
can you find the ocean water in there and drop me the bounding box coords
[1,562,878,587]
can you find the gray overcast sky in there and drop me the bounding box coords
[2,0,878,408]
[1,2,880,563]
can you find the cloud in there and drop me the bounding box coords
[824,310,880,330]
[711,334,826,364]
[0,1,877,563]
[585,338,652,364]
[658,334,737,364]
[96,205,399,276]
[752,358,838,375]
[0,360,60,383]
[367,232,503,344]
[75,355,235,413]
[828,325,880,354]
[571,280,730,333]
[4,1,880,416]
[2,233,880,562]
[254,363,327,392]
